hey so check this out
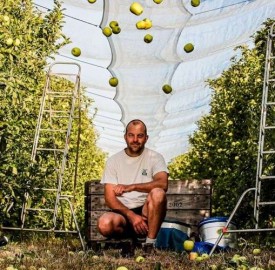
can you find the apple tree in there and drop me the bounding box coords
[168,19,275,226]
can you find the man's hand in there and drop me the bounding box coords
[127,211,148,235]
[113,184,132,196]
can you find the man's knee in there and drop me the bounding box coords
[148,188,167,204]
[97,214,113,237]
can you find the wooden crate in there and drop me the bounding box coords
[84,179,212,244]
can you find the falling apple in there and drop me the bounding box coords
[184,43,194,53]
[183,240,194,251]
[109,21,119,29]
[87,0,97,3]
[144,34,153,43]
[162,84,172,94]
[112,26,121,34]
[136,20,146,29]
[6,38,13,46]
[71,47,81,57]
[102,27,112,37]
[109,77,118,87]
[143,18,152,29]
[130,2,143,15]
[191,0,200,7]
[153,0,163,3]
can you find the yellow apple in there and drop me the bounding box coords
[112,26,121,34]
[184,43,194,53]
[13,38,20,46]
[88,0,97,3]
[102,27,112,37]
[143,18,152,29]
[135,255,145,262]
[201,253,209,260]
[109,77,118,87]
[130,2,143,16]
[183,240,194,251]
[252,248,261,255]
[6,38,13,46]
[136,20,146,29]
[109,21,119,29]
[191,0,200,7]
[153,0,163,3]
[189,252,198,261]
[162,84,172,94]
[117,267,128,270]
[144,34,153,43]
[71,47,81,57]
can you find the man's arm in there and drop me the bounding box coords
[104,183,149,235]
[113,171,168,196]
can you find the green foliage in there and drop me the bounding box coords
[168,19,275,225]
[0,0,106,231]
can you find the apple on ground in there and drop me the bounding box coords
[195,256,204,262]
[184,43,194,53]
[102,27,112,37]
[162,84,172,94]
[201,253,209,260]
[252,248,261,255]
[6,38,13,46]
[189,252,198,261]
[109,77,119,87]
[92,255,99,260]
[153,0,163,4]
[191,0,200,7]
[71,47,81,57]
[130,2,143,15]
[144,34,153,43]
[13,38,20,46]
[135,256,145,262]
[116,267,128,270]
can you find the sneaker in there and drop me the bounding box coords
[142,242,155,254]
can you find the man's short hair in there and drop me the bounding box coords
[125,119,147,135]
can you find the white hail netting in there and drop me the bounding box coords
[34,0,275,162]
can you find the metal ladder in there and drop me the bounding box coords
[209,23,275,255]
[3,62,85,250]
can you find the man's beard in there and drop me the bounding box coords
[128,143,144,155]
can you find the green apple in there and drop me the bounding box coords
[136,20,146,29]
[209,265,218,270]
[189,252,198,261]
[153,0,163,4]
[201,253,209,260]
[191,0,200,7]
[109,77,118,87]
[252,248,261,255]
[116,267,128,270]
[71,47,81,57]
[102,27,112,37]
[6,38,13,46]
[144,34,153,43]
[112,26,121,34]
[143,18,152,29]
[130,2,143,16]
[88,0,97,3]
[184,43,194,53]
[183,240,194,251]
[135,255,145,262]
[109,21,119,29]
[162,84,172,94]
[13,38,20,46]
[195,256,204,262]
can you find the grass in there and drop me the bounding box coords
[0,234,275,270]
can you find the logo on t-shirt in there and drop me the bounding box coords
[142,169,148,176]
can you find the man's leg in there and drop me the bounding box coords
[142,187,167,241]
[97,212,128,237]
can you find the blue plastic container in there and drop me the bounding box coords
[198,217,237,248]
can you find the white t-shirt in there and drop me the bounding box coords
[101,148,168,209]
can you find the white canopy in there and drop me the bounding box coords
[34,0,275,162]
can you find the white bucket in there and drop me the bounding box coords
[198,217,237,248]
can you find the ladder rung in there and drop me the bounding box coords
[40,128,67,132]
[44,110,70,114]
[49,72,80,77]
[33,188,58,192]
[46,91,73,96]
[262,150,275,154]
[25,208,55,212]
[258,201,275,206]
[264,126,275,129]
[36,148,65,152]
[266,102,275,105]
[259,175,275,180]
